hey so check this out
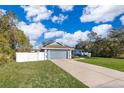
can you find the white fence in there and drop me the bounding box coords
[16,52,45,62]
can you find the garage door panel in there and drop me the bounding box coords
[48,50,67,59]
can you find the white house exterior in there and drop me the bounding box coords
[41,42,74,60]
[16,42,74,62]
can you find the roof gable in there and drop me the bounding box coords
[41,42,74,50]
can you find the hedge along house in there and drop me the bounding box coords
[41,42,74,60]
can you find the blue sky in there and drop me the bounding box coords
[0,5,124,47]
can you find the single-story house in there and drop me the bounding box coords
[16,42,74,62]
[41,42,74,60]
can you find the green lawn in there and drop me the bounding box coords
[0,61,88,88]
[75,57,124,72]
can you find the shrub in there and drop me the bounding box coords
[0,46,14,64]
[117,54,124,59]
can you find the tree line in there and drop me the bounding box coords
[75,28,124,58]
[0,11,31,64]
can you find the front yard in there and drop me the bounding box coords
[75,57,124,72]
[0,61,87,88]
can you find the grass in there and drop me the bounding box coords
[75,57,124,72]
[0,61,88,88]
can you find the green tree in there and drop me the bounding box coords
[0,11,31,64]
[76,28,124,58]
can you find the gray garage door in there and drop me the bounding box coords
[47,50,67,59]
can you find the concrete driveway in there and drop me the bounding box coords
[51,59,124,88]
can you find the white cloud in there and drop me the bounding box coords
[56,24,112,47]
[73,30,89,41]
[56,30,90,47]
[56,38,77,47]
[80,5,124,23]
[21,5,53,22]
[120,15,124,25]
[58,5,74,12]
[0,9,6,14]
[51,14,68,24]
[92,24,112,37]
[44,28,65,39]
[0,9,6,17]
[17,22,47,46]
[30,40,37,46]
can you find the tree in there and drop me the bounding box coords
[0,11,31,64]
[87,31,97,41]
[16,29,31,52]
[108,29,124,57]
[87,31,98,54]
[76,28,124,58]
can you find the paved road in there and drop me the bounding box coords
[51,59,124,88]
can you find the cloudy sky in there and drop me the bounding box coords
[0,5,124,47]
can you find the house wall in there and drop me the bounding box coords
[16,52,45,62]
[47,49,67,59]
[68,50,72,58]
[44,49,47,60]
[44,49,72,59]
